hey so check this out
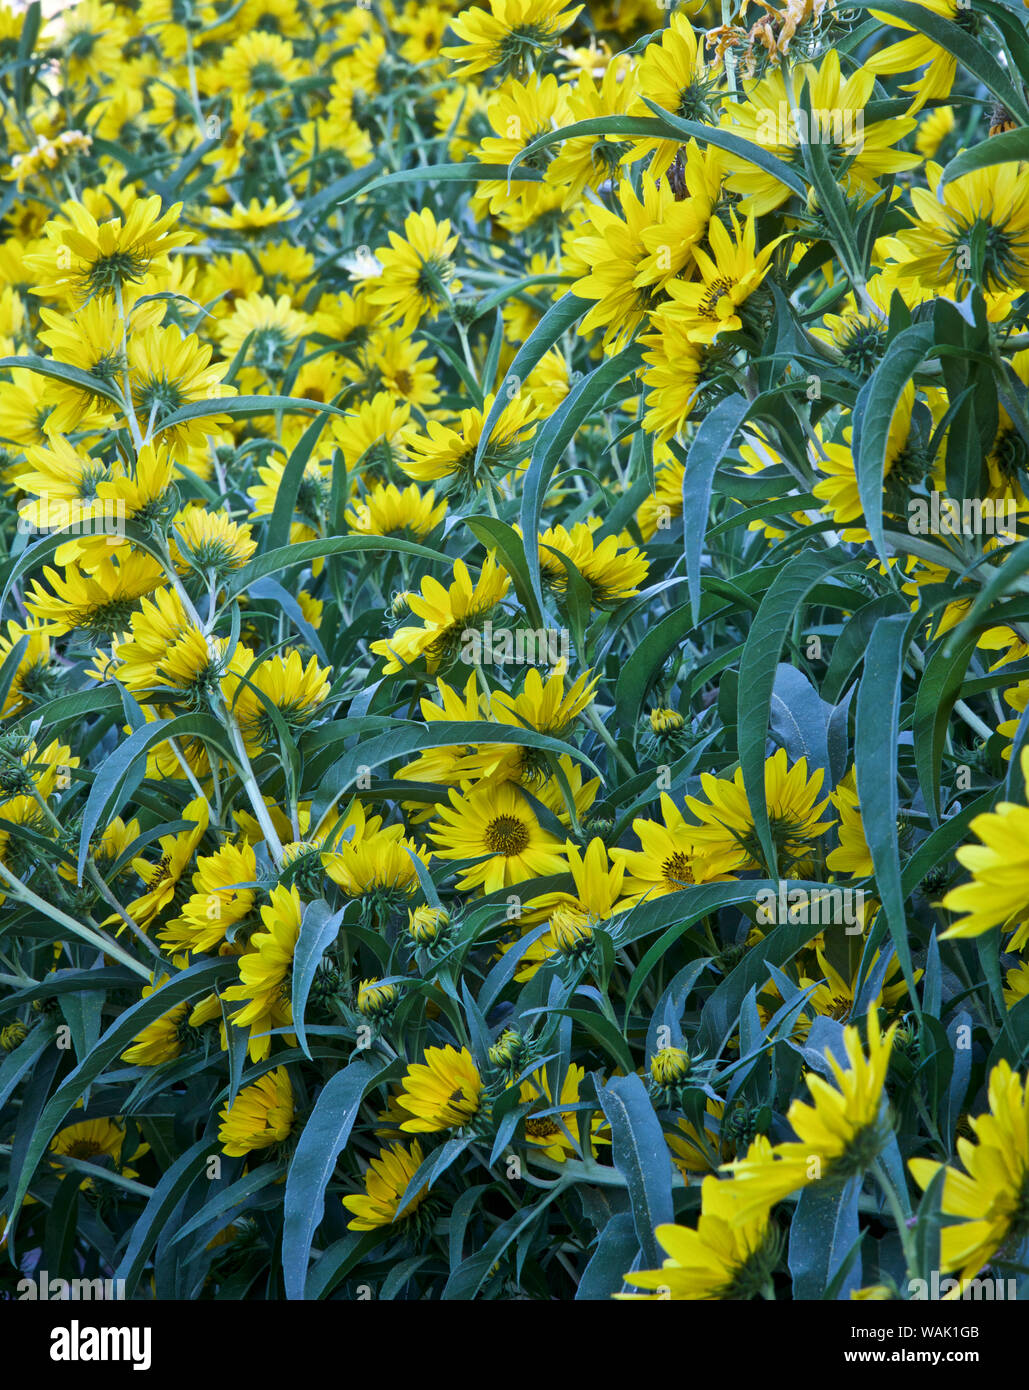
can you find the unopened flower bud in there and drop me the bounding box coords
[650,1046,689,1086]
[650,708,684,735]
[408,905,449,944]
[551,906,594,957]
[356,978,397,1017]
[0,1021,28,1051]
[488,1027,526,1070]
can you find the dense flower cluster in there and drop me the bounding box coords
[1,0,1029,1303]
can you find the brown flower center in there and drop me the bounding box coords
[525,1116,561,1139]
[484,815,530,857]
[65,1139,104,1160]
[662,852,695,891]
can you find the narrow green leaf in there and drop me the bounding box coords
[340,162,543,205]
[227,535,445,597]
[0,355,124,408]
[675,394,752,625]
[850,0,1029,123]
[113,1137,215,1296]
[519,345,642,615]
[737,549,853,875]
[464,515,544,629]
[856,614,919,1011]
[640,100,808,197]
[912,1164,948,1285]
[912,631,977,827]
[597,1073,674,1270]
[153,393,349,436]
[291,900,348,1060]
[266,408,338,553]
[852,324,935,563]
[4,958,237,1241]
[789,1177,863,1299]
[281,1057,387,1300]
[473,290,583,478]
[76,713,231,883]
[312,720,602,825]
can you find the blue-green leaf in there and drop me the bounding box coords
[597,1073,674,1269]
[282,1057,388,1300]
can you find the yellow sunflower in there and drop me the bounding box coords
[342,1141,428,1229]
[718,52,917,216]
[611,792,741,902]
[223,884,303,1060]
[618,1144,780,1300]
[370,552,510,674]
[397,1045,483,1132]
[345,481,447,539]
[628,12,721,174]
[25,193,191,304]
[722,1012,897,1219]
[428,778,569,893]
[364,208,462,334]
[218,1067,295,1156]
[939,747,1029,945]
[518,1063,608,1160]
[683,747,836,873]
[910,1060,1029,1290]
[657,211,783,345]
[443,0,583,77]
[230,650,332,753]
